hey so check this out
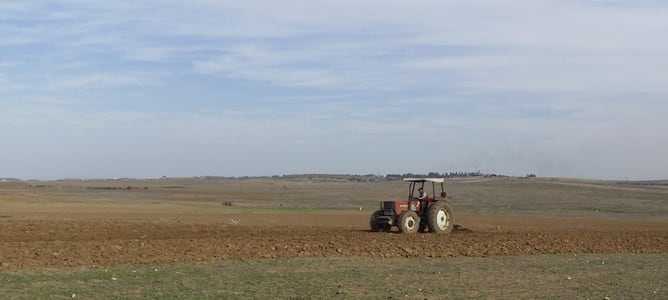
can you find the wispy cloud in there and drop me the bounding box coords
[0,73,26,92]
[47,73,160,89]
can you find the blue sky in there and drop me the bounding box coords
[1,0,667,180]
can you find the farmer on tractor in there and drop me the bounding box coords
[417,187,430,214]
[417,187,429,201]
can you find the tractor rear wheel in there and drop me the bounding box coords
[370,210,390,232]
[427,201,454,234]
[398,211,420,234]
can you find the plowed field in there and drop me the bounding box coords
[2,214,666,270]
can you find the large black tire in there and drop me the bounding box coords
[370,210,390,232]
[398,211,420,234]
[427,201,454,234]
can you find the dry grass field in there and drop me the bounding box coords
[1,176,667,299]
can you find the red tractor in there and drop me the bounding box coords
[370,178,454,234]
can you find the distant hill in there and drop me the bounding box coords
[0,178,21,182]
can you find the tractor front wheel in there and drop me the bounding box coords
[427,201,454,234]
[398,211,420,234]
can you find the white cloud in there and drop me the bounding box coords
[47,73,159,89]
[9,1,668,94]
[0,73,26,92]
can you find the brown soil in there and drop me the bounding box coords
[1,213,666,270]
